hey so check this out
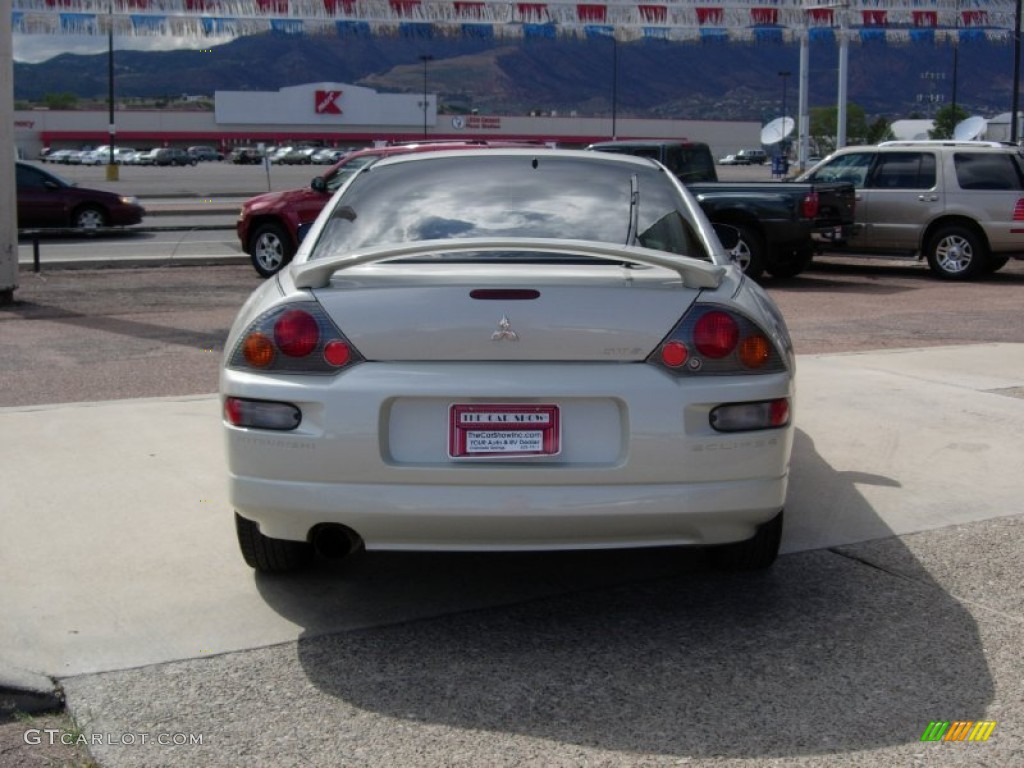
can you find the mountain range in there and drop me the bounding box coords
[12,33,1021,122]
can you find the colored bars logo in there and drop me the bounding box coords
[921,721,997,742]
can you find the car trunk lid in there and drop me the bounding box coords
[311,263,702,362]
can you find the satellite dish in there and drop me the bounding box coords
[953,115,987,141]
[761,117,795,146]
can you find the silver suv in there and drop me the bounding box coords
[798,140,1024,279]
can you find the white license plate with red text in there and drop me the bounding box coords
[448,404,561,459]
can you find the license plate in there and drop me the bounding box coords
[448,404,561,459]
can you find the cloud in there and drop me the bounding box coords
[13,34,233,64]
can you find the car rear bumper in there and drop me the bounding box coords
[230,475,788,550]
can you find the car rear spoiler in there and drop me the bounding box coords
[291,237,726,290]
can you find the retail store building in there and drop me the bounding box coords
[15,82,760,159]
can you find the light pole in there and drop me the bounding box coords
[419,54,433,139]
[106,2,118,181]
[1012,0,1021,142]
[951,44,958,124]
[611,36,618,139]
[778,70,791,155]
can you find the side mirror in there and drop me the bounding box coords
[310,176,327,193]
[713,223,740,251]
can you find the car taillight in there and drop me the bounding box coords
[800,190,820,219]
[694,311,739,358]
[710,399,790,432]
[274,308,319,357]
[1013,198,1024,221]
[224,397,301,430]
[228,302,363,374]
[649,305,787,376]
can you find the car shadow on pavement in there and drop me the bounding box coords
[253,428,994,760]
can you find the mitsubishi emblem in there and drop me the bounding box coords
[491,315,519,342]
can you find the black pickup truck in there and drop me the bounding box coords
[588,140,855,279]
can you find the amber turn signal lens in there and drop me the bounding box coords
[242,332,275,368]
[738,335,771,368]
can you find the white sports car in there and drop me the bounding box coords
[221,149,795,573]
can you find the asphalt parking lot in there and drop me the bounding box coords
[2,167,1024,767]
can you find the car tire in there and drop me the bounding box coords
[72,205,107,230]
[925,224,986,281]
[767,245,814,279]
[729,225,766,280]
[235,513,314,573]
[710,510,783,570]
[985,255,1010,273]
[249,223,294,278]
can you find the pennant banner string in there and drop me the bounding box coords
[11,0,1019,42]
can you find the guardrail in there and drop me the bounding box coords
[19,223,236,273]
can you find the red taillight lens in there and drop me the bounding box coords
[274,309,319,357]
[224,397,244,426]
[323,339,351,367]
[800,190,820,219]
[694,311,739,358]
[660,340,689,368]
[1013,198,1024,221]
[770,398,790,427]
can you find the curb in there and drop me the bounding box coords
[19,255,249,271]
[0,663,63,716]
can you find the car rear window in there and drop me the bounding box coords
[311,154,710,262]
[953,151,1024,190]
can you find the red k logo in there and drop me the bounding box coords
[315,90,343,115]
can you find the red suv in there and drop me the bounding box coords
[238,142,546,277]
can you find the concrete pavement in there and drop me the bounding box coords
[2,343,1023,765]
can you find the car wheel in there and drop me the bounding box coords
[984,255,1010,273]
[729,225,766,280]
[926,225,986,280]
[767,245,814,279]
[710,510,783,570]
[73,205,107,230]
[235,513,313,573]
[249,223,294,278]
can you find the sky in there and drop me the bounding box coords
[13,34,231,64]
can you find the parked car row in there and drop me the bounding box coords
[41,145,224,166]
[227,145,353,165]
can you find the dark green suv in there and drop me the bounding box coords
[586,140,718,183]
